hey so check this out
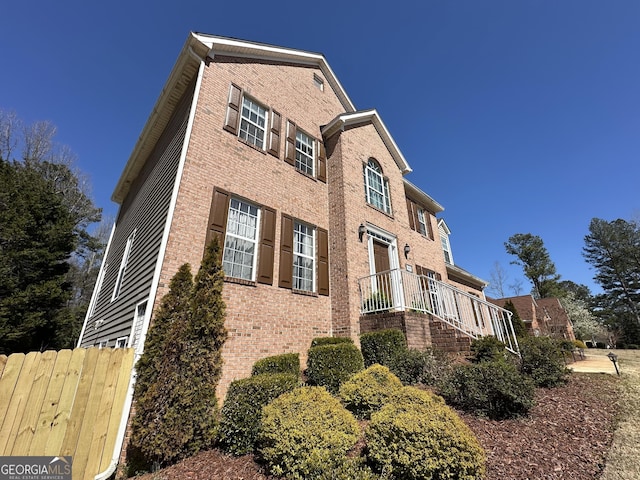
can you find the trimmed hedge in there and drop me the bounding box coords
[366,386,486,480]
[388,348,447,387]
[310,336,354,348]
[251,353,300,376]
[258,386,360,480]
[360,329,407,368]
[306,342,364,394]
[470,336,507,363]
[219,373,299,455]
[439,360,535,420]
[338,364,403,419]
[519,336,569,387]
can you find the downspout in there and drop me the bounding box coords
[93,47,206,480]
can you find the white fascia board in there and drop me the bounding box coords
[437,217,451,235]
[403,179,444,213]
[194,33,356,113]
[321,110,412,175]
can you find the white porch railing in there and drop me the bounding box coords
[358,269,520,355]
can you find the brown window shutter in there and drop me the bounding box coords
[223,84,242,134]
[268,110,281,158]
[406,198,416,231]
[285,121,296,166]
[257,206,276,284]
[317,227,329,295]
[279,214,294,288]
[317,140,327,183]
[206,187,230,249]
[415,264,424,276]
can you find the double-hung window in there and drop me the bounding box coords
[239,97,267,149]
[295,130,315,176]
[293,221,315,292]
[364,159,391,214]
[417,209,428,236]
[441,232,453,264]
[223,198,261,281]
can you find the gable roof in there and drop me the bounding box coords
[113,33,357,203]
[321,110,412,175]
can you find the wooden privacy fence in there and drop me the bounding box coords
[0,348,134,480]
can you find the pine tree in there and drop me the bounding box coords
[505,233,562,298]
[503,300,527,338]
[130,238,227,468]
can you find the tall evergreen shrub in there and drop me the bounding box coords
[130,238,227,467]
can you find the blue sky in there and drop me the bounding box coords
[2,0,638,296]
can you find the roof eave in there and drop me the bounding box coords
[321,110,412,174]
[403,179,444,213]
[111,33,206,203]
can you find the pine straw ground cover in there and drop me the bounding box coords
[133,373,620,480]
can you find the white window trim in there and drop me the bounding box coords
[115,336,128,348]
[293,221,316,292]
[131,299,148,351]
[223,198,261,282]
[294,129,315,176]
[417,209,428,236]
[112,230,136,301]
[98,339,109,349]
[239,96,268,150]
[88,264,107,317]
[441,232,454,265]
[364,160,391,214]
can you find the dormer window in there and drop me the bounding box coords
[438,219,454,265]
[364,158,391,214]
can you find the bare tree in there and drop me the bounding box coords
[0,110,20,161]
[487,261,508,298]
[509,278,524,296]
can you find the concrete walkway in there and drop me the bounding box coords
[569,353,619,375]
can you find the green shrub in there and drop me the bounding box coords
[388,347,448,386]
[440,360,535,420]
[360,329,407,368]
[519,336,569,387]
[310,336,354,348]
[316,458,382,480]
[471,336,507,363]
[251,353,300,376]
[258,386,360,480]
[366,386,486,480]
[307,342,364,393]
[338,364,403,419]
[129,238,227,467]
[219,373,299,455]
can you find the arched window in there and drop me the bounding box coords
[363,158,391,214]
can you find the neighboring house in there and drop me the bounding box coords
[78,33,517,397]
[489,295,575,340]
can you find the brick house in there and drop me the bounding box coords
[78,33,518,398]
[489,295,575,340]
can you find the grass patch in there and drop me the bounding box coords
[592,349,640,479]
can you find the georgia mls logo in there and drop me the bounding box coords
[0,456,72,480]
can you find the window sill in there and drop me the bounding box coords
[224,276,257,287]
[236,136,268,155]
[295,168,318,182]
[366,203,394,219]
[292,289,318,298]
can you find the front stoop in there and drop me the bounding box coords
[359,311,471,354]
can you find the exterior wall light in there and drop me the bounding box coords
[358,224,366,242]
[404,244,411,258]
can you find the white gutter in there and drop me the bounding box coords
[93,51,206,480]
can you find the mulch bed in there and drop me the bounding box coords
[133,373,620,480]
